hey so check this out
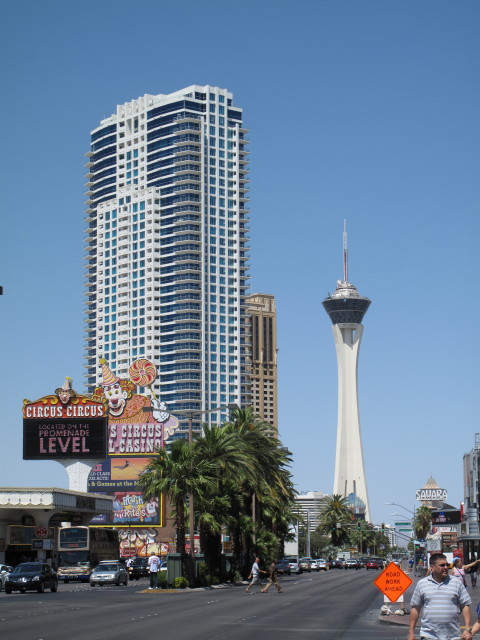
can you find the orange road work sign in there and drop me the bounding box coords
[373,562,413,603]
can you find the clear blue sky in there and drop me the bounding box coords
[1,0,479,528]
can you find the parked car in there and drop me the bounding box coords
[275,560,291,575]
[285,560,301,574]
[316,559,328,571]
[365,560,380,570]
[4,562,58,593]
[372,558,386,568]
[283,557,301,574]
[346,559,359,569]
[0,565,13,591]
[298,558,312,572]
[127,557,149,580]
[90,561,128,586]
[310,560,319,571]
[332,559,345,569]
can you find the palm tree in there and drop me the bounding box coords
[414,506,432,539]
[318,494,354,547]
[137,439,216,578]
[193,424,251,580]
[223,407,296,574]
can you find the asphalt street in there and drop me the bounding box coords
[0,568,411,640]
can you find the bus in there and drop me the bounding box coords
[57,526,120,583]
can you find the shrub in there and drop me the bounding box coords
[196,562,210,587]
[174,576,188,589]
[157,572,167,588]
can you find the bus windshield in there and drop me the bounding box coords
[59,527,88,549]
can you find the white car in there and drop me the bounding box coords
[310,560,319,571]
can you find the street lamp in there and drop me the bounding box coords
[386,502,417,575]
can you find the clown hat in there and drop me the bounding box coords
[55,376,74,396]
[99,358,120,387]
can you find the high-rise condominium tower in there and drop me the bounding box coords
[322,227,371,521]
[246,293,278,431]
[85,86,250,436]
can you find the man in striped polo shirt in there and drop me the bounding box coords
[409,553,472,640]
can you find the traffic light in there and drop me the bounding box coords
[357,522,361,531]
[381,523,385,533]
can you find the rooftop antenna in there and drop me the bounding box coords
[343,219,348,283]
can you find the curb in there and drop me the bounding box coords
[378,614,409,627]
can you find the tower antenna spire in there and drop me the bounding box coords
[343,219,348,283]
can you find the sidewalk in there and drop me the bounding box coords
[377,571,420,627]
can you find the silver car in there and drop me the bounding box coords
[89,562,128,587]
[317,559,328,571]
[0,565,14,591]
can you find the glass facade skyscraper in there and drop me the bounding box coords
[85,85,251,436]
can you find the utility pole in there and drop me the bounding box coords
[306,510,311,557]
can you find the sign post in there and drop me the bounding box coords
[374,561,413,604]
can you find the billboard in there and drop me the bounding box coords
[23,378,107,460]
[87,359,178,541]
[88,457,162,526]
[431,510,461,525]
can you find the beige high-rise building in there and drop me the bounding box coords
[246,293,278,431]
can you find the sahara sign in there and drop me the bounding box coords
[415,488,448,501]
[374,562,413,603]
[23,378,108,460]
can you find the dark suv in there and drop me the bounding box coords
[5,562,58,593]
[128,557,149,580]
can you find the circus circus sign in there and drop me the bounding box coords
[108,423,164,454]
[23,377,108,460]
[416,488,448,501]
[91,358,179,452]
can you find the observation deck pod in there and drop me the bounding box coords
[322,280,371,325]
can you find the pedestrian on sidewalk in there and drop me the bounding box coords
[408,552,472,640]
[245,556,267,593]
[262,560,283,593]
[148,550,160,589]
[451,557,480,588]
[471,561,479,588]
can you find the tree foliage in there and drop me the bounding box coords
[414,505,432,539]
[314,496,392,555]
[318,494,354,546]
[138,407,296,582]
